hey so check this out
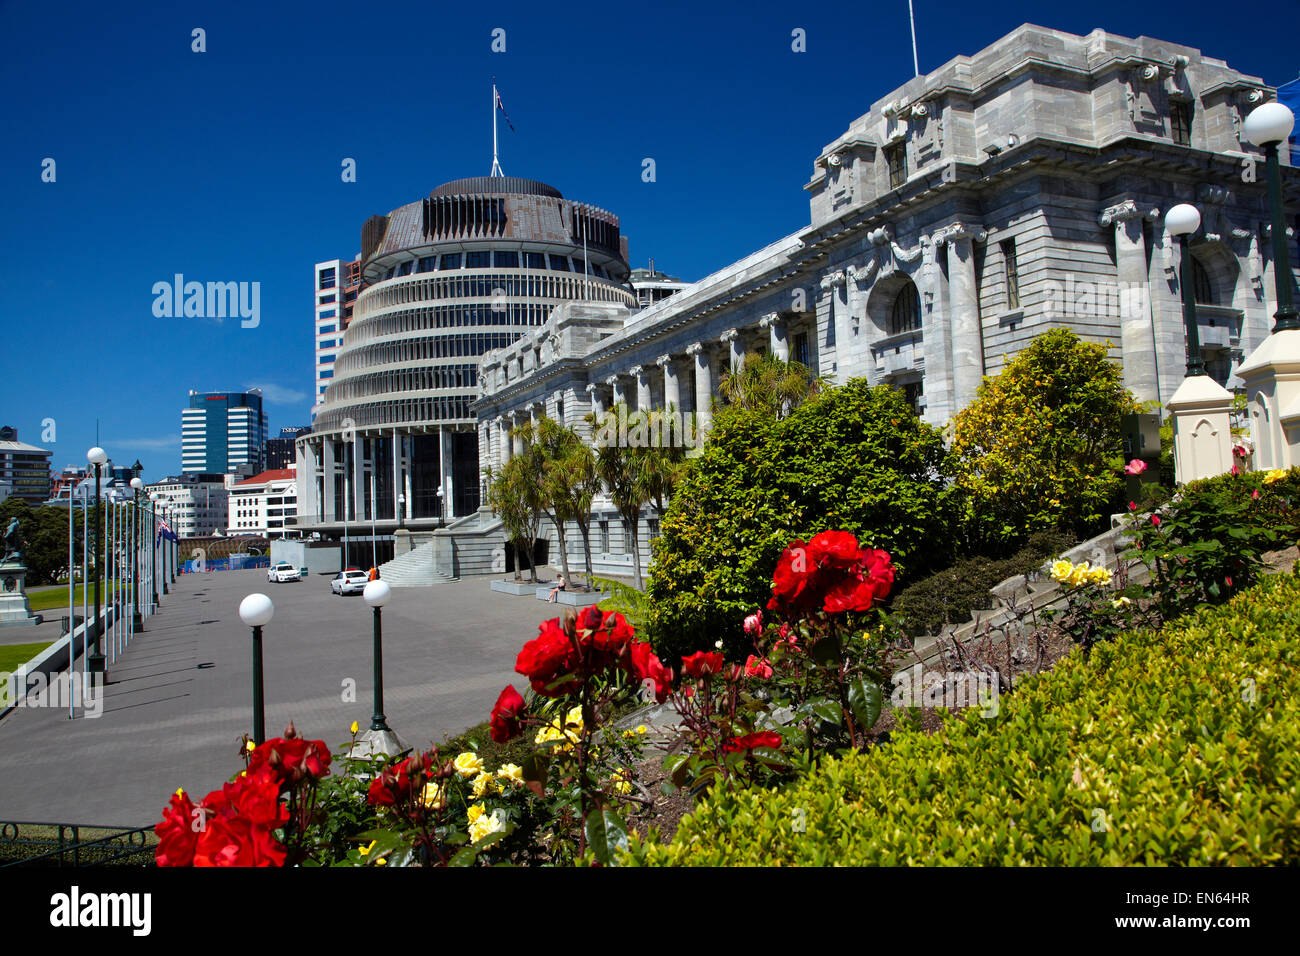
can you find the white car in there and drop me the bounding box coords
[331,569,369,595]
[268,562,302,583]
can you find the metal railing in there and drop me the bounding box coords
[0,820,156,867]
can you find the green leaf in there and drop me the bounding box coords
[807,697,842,726]
[811,635,842,666]
[848,678,883,730]
[585,807,629,866]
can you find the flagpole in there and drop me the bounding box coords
[491,83,501,177]
[66,485,73,718]
[908,0,919,76]
[81,490,88,688]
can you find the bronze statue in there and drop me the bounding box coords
[1,516,22,565]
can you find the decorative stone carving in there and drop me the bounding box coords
[1098,200,1159,227]
[655,354,673,367]
[931,221,988,246]
[685,342,708,357]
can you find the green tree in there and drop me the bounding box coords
[717,352,821,419]
[514,417,603,589]
[646,379,953,664]
[484,451,542,583]
[0,498,87,587]
[947,328,1138,552]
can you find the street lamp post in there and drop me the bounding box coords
[397,493,406,530]
[353,579,405,759]
[1236,101,1300,471]
[149,493,161,606]
[238,593,274,745]
[87,447,107,676]
[129,477,144,629]
[1165,203,1234,483]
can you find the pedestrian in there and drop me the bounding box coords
[546,573,566,603]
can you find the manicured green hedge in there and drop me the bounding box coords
[890,531,1074,637]
[626,570,1300,865]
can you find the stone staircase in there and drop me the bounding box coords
[377,542,456,587]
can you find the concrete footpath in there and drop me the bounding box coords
[0,569,556,826]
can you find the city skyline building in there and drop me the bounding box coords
[227,468,298,539]
[0,426,52,505]
[147,473,231,538]
[181,389,268,475]
[315,258,362,409]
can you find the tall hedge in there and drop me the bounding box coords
[645,380,952,663]
[627,569,1300,866]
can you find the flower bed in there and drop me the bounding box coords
[624,570,1300,866]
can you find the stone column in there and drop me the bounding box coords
[720,328,745,373]
[630,365,651,411]
[1100,201,1161,405]
[323,440,336,522]
[441,428,455,519]
[587,382,605,419]
[935,223,987,414]
[688,342,713,432]
[760,314,789,361]
[392,427,402,522]
[658,354,681,410]
[512,414,525,457]
[607,375,626,407]
[820,271,848,359]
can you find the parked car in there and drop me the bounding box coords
[331,569,369,595]
[267,561,302,583]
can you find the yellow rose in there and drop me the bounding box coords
[469,808,507,844]
[421,782,447,810]
[496,763,524,785]
[1111,596,1132,609]
[467,803,486,826]
[1087,566,1112,586]
[471,772,497,798]
[1264,469,1287,485]
[1049,559,1074,583]
[453,752,485,778]
[610,769,633,795]
[350,720,359,735]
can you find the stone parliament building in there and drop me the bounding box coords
[301,24,1300,582]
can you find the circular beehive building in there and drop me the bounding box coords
[298,176,634,542]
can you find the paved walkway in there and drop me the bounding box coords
[0,569,558,826]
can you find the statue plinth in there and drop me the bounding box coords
[0,562,39,627]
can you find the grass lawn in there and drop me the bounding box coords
[25,584,130,612]
[0,642,53,673]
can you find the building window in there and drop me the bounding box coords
[1191,256,1215,305]
[792,330,810,367]
[889,281,922,335]
[493,251,519,269]
[318,294,336,304]
[440,253,462,270]
[417,256,437,273]
[885,142,907,189]
[318,267,336,290]
[599,519,609,553]
[1170,100,1194,147]
[900,380,923,415]
[1001,239,1020,310]
[319,309,336,319]
[466,251,491,268]
[525,252,547,270]
[549,255,571,272]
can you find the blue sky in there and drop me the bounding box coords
[1,0,1295,480]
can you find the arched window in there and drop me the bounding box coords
[889,281,922,335]
[1191,257,1214,305]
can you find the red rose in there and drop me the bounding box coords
[247,736,331,791]
[743,655,773,679]
[489,685,526,743]
[723,731,783,753]
[626,640,672,702]
[516,618,580,696]
[767,532,896,618]
[1152,515,1161,527]
[367,755,418,807]
[681,650,726,678]
[192,768,289,867]
[155,789,201,867]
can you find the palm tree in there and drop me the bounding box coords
[717,352,821,420]
[484,444,543,583]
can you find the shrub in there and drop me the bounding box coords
[626,570,1300,865]
[647,380,952,664]
[948,329,1138,553]
[890,531,1075,637]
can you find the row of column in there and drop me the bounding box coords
[298,426,456,526]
